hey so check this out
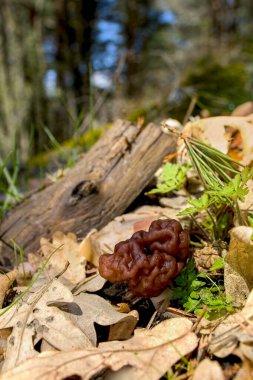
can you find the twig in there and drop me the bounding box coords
[183,96,198,125]
[146,311,157,329]
[191,305,207,333]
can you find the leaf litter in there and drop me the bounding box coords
[0,318,197,380]
[0,272,138,371]
[2,111,253,379]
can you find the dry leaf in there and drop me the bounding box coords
[50,293,138,345]
[40,231,87,285]
[72,273,106,295]
[0,270,18,308]
[115,303,131,313]
[40,339,57,353]
[193,358,224,380]
[180,115,253,165]
[224,226,253,304]
[0,275,138,371]
[241,342,253,363]
[0,278,93,371]
[16,262,36,285]
[151,288,173,312]
[0,318,198,380]
[27,253,43,274]
[233,360,253,380]
[209,289,253,358]
[159,194,189,211]
[239,179,253,212]
[232,102,253,117]
[0,329,11,355]
[78,230,95,262]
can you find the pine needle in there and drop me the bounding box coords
[184,136,242,190]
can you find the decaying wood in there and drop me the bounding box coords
[0,119,176,255]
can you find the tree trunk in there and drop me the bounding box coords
[0,119,176,258]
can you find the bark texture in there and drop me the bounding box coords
[0,119,176,255]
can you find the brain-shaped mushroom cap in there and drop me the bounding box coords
[98,219,190,297]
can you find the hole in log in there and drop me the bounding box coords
[69,180,98,205]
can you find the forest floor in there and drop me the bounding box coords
[0,113,253,380]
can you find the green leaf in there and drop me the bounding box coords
[190,291,200,299]
[191,280,206,288]
[148,163,191,195]
[225,295,233,303]
[210,258,224,271]
[206,298,224,306]
[177,206,197,216]
[207,166,253,204]
[178,193,212,216]
[248,213,253,228]
[172,259,234,319]
[195,308,209,318]
[184,298,200,312]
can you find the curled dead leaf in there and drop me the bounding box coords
[233,359,253,380]
[225,226,253,304]
[179,115,253,165]
[114,303,131,313]
[53,293,138,345]
[193,358,224,380]
[40,231,88,285]
[0,278,93,371]
[0,329,11,355]
[0,318,198,380]
[0,270,18,308]
[72,273,106,294]
[232,102,253,117]
[0,276,138,371]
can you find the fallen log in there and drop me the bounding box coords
[0,119,176,256]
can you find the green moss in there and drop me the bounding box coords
[127,104,159,123]
[63,125,108,150]
[28,124,110,169]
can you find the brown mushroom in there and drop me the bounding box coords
[98,219,190,297]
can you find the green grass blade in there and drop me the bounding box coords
[0,244,64,317]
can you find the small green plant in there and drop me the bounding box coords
[0,145,23,217]
[178,166,253,239]
[0,244,63,316]
[210,257,224,271]
[207,166,253,224]
[150,133,253,319]
[178,193,211,216]
[248,213,253,228]
[172,259,233,319]
[166,352,192,380]
[247,213,253,241]
[44,126,79,169]
[148,162,191,195]
[12,240,27,280]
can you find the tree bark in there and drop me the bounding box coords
[0,119,176,257]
